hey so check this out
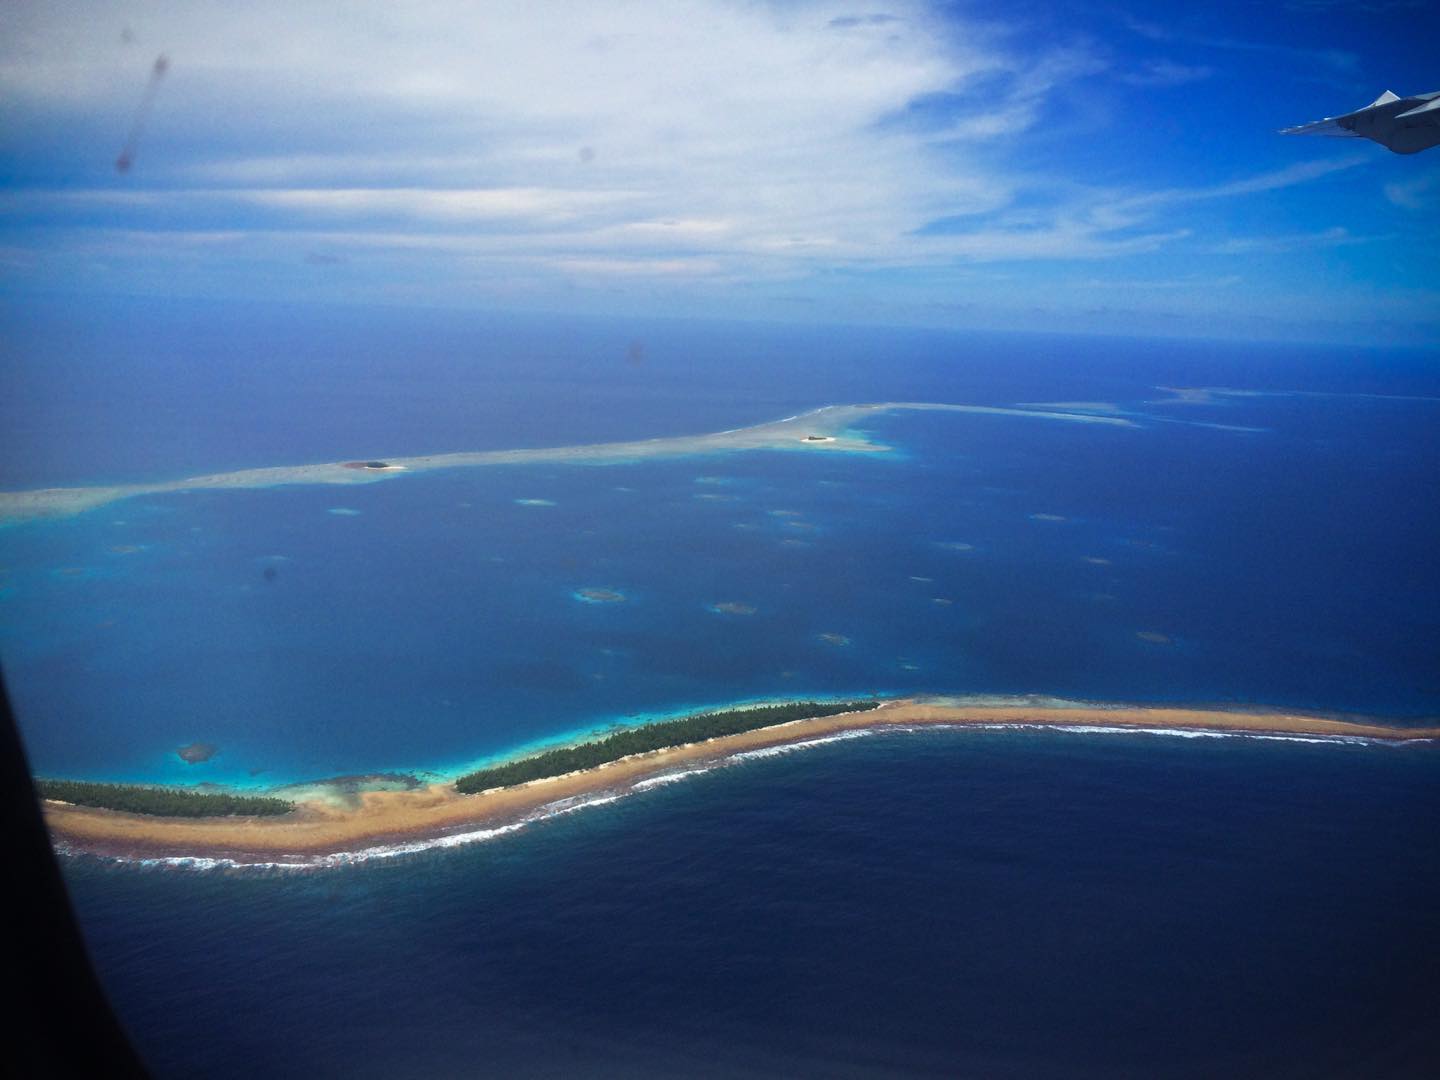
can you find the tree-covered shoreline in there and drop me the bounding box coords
[35,701,880,815]
[455,699,879,794]
[37,779,295,818]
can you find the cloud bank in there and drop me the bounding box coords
[1,0,1428,343]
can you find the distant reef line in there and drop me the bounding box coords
[38,697,1439,866]
[0,402,1132,526]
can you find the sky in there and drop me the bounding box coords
[1,0,1437,346]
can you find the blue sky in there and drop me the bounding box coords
[2,0,1436,345]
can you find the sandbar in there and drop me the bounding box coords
[42,698,1437,866]
[0,402,1134,527]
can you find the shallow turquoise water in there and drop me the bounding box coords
[3,365,1438,787]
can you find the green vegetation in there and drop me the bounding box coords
[37,779,294,818]
[455,699,879,795]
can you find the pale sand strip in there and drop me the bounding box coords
[41,699,1437,863]
[0,402,1132,526]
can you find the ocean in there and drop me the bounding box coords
[57,729,1440,1077]
[4,298,1439,1075]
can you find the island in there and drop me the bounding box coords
[0,402,1134,527]
[37,697,1439,866]
[455,701,872,793]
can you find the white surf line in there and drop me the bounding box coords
[908,721,1424,747]
[870,402,1136,427]
[1016,398,1267,433]
[1141,414,1269,433]
[1151,386,1440,406]
[632,767,717,790]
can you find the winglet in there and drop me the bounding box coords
[1396,97,1440,121]
[1281,90,1404,137]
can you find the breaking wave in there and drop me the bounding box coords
[918,722,1410,747]
[633,767,716,790]
[729,729,877,762]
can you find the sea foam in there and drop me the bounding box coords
[729,729,877,762]
[952,722,1401,747]
[633,767,715,790]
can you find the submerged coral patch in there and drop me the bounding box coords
[575,587,626,603]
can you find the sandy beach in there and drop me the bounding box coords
[41,698,1438,865]
[0,402,1131,526]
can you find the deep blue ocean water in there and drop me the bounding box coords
[61,729,1440,1078]
[4,299,1440,1075]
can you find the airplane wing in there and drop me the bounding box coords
[1280,89,1440,153]
[1279,117,1365,137]
[1279,90,1399,137]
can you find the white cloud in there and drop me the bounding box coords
[920,46,1107,141]
[547,255,727,277]
[1118,60,1213,88]
[1126,156,1371,210]
[1,0,1042,272]
[0,0,1395,306]
[1384,170,1440,210]
[1116,13,1357,72]
[239,187,641,225]
[1206,226,1367,255]
[1075,274,1241,290]
[916,156,1369,266]
[922,222,1187,262]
